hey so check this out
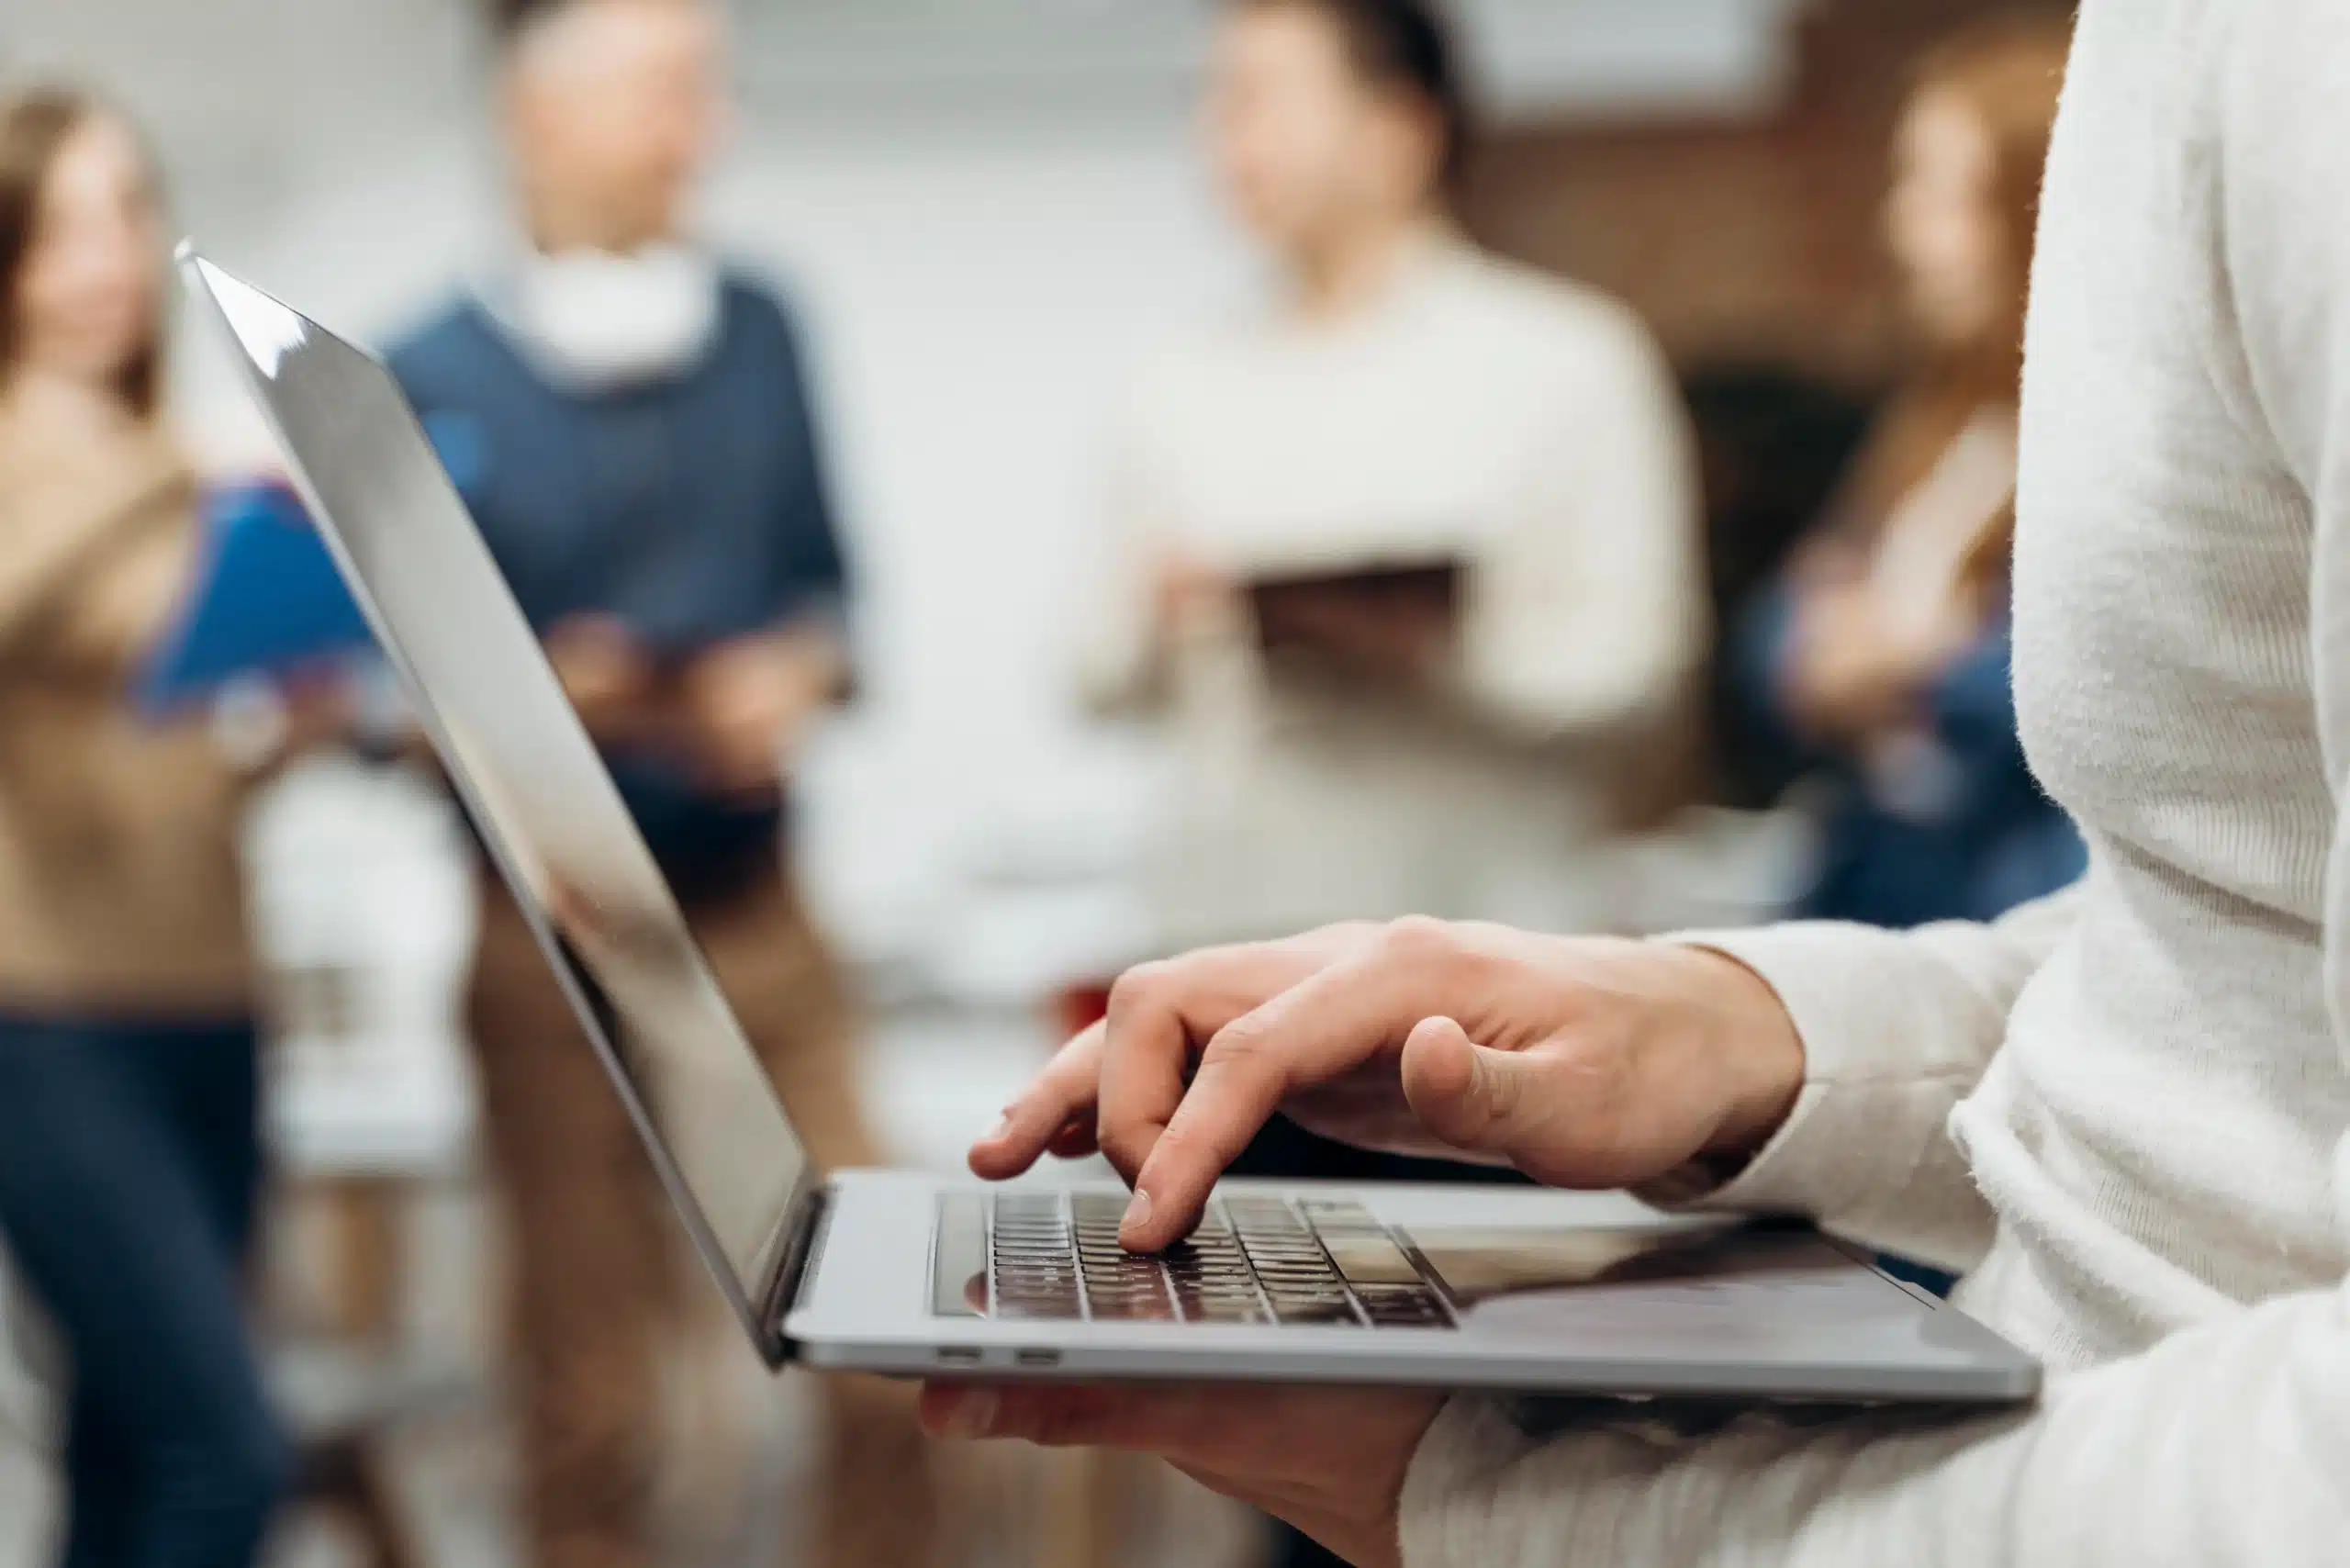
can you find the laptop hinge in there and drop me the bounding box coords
[762,1180,834,1363]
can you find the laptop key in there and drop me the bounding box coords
[1324,1232,1425,1287]
[1270,1301,1360,1327]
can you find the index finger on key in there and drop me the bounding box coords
[1123,943,1436,1250]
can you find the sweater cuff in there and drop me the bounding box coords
[1639,923,1941,1222]
[1397,1396,1533,1568]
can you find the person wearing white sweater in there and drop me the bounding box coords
[1077,0,1703,949]
[917,1,2350,1562]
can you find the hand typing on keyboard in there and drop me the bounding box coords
[933,920,1805,1566]
[968,920,1806,1253]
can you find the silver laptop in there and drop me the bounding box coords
[183,249,2040,1406]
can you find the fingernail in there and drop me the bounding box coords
[1122,1188,1154,1237]
[941,1389,999,1439]
[983,1112,1014,1142]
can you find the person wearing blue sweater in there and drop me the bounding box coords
[1720,23,2084,933]
[394,271,849,879]
[387,5,936,1567]
[1726,595,2082,929]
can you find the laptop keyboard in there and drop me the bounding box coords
[984,1192,1455,1328]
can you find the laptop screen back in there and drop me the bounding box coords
[184,253,811,1330]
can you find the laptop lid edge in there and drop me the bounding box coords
[178,246,816,1370]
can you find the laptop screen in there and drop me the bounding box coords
[184,253,812,1328]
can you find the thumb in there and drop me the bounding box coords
[1399,1016,1544,1157]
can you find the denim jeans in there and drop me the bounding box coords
[0,1016,287,1568]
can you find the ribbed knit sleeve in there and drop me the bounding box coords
[1655,890,2079,1271]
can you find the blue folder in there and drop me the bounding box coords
[136,480,373,716]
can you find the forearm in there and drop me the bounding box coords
[1403,1274,2350,1568]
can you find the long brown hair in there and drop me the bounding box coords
[0,87,162,417]
[1830,17,2072,593]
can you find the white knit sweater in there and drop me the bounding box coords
[1399,1,2350,1561]
[1077,231,1704,947]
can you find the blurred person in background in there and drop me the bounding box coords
[1078,0,1705,955]
[0,88,288,1568]
[1721,19,2084,930]
[1074,2,1700,1561]
[386,2,935,1566]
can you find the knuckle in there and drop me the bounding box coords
[1105,960,1171,1024]
[1144,1122,1218,1184]
[1151,1118,1204,1159]
[1381,914,1461,967]
[1203,1016,1282,1079]
[1298,919,1382,957]
[1053,1016,1106,1064]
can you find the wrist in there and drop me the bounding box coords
[1678,946,1806,1162]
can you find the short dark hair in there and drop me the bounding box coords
[489,0,569,44]
[493,0,696,49]
[1233,0,1476,197]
